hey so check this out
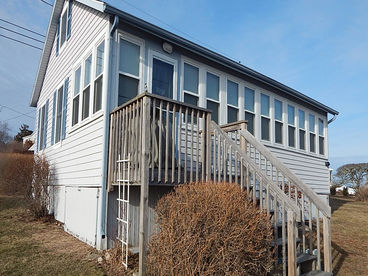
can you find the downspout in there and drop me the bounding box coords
[99,14,119,249]
[328,114,337,124]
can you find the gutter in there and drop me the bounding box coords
[328,114,337,124]
[98,14,119,249]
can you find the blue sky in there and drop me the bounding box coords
[0,0,367,169]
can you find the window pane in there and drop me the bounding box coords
[275,121,283,144]
[227,106,238,123]
[119,39,140,76]
[207,100,219,123]
[244,111,254,135]
[318,118,324,136]
[96,41,105,76]
[152,58,174,98]
[72,95,79,126]
[184,63,198,94]
[93,76,103,113]
[288,126,295,147]
[261,94,270,116]
[60,12,67,45]
[261,117,270,141]
[40,106,45,150]
[299,129,305,150]
[274,99,283,121]
[310,133,315,152]
[244,87,254,112]
[84,55,92,87]
[227,80,238,106]
[82,86,90,120]
[207,72,219,101]
[55,87,63,143]
[184,93,198,106]
[299,110,305,129]
[288,105,295,125]
[118,75,139,105]
[309,114,315,132]
[319,136,324,155]
[74,67,81,96]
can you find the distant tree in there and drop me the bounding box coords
[14,124,33,143]
[333,163,368,189]
[0,121,12,151]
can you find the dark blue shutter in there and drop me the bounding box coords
[67,0,73,40]
[61,78,69,140]
[43,100,49,149]
[56,19,60,56]
[37,109,41,152]
[51,91,56,145]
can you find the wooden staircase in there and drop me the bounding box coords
[107,92,332,275]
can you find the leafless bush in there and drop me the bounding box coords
[355,185,368,202]
[147,182,275,276]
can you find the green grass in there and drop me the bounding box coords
[330,196,368,276]
[0,195,106,276]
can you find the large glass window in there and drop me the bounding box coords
[118,39,140,105]
[288,105,295,147]
[298,110,305,150]
[206,72,219,123]
[261,94,270,141]
[72,66,81,126]
[152,58,174,99]
[244,87,255,135]
[55,86,64,143]
[94,41,104,113]
[82,54,92,120]
[318,118,325,155]
[183,63,199,106]
[227,80,238,123]
[274,99,283,144]
[309,114,316,152]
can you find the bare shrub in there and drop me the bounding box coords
[356,185,368,202]
[147,182,275,276]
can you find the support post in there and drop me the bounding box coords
[240,121,247,153]
[323,216,332,272]
[139,96,151,276]
[287,210,297,276]
[205,112,212,181]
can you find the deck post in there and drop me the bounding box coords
[323,216,332,272]
[287,210,297,276]
[240,121,247,153]
[205,112,212,181]
[139,96,151,276]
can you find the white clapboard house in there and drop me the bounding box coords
[31,0,338,275]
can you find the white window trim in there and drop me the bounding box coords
[57,2,71,54]
[274,97,284,145]
[297,108,307,151]
[53,80,65,146]
[287,104,296,148]
[260,92,271,142]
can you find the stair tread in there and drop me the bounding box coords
[300,271,332,276]
[297,253,317,264]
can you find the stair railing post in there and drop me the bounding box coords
[240,121,247,153]
[287,210,297,276]
[323,215,332,272]
[205,112,212,182]
[139,96,151,276]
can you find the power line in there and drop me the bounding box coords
[40,0,53,7]
[0,18,45,37]
[0,34,43,50]
[4,111,35,122]
[0,26,44,44]
[0,105,36,120]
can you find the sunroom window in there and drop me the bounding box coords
[274,99,283,144]
[118,39,140,105]
[82,54,92,120]
[227,80,238,123]
[55,86,64,143]
[244,87,255,135]
[309,114,316,153]
[298,110,306,150]
[288,105,295,147]
[261,94,270,141]
[94,41,104,113]
[206,72,219,123]
[72,66,81,126]
[318,118,324,155]
[183,63,199,106]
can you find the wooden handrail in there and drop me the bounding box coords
[220,120,247,133]
[239,128,331,218]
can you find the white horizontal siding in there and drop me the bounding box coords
[266,145,330,195]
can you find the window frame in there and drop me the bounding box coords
[274,98,283,144]
[260,93,271,141]
[226,78,239,124]
[93,39,105,114]
[182,61,200,107]
[53,82,64,145]
[287,104,296,148]
[318,118,325,155]
[39,104,47,151]
[309,113,316,153]
[81,52,93,121]
[56,1,72,54]
[72,64,82,126]
[298,109,306,151]
[206,71,220,123]
[244,86,255,135]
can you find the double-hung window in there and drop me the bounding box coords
[288,105,296,147]
[206,72,220,123]
[309,114,316,152]
[298,110,306,150]
[244,87,255,135]
[55,85,64,143]
[227,80,238,123]
[72,66,81,126]
[94,41,104,113]
[118,38,141,105]
[38,104,48,150]
[274,99,283,144]
[82,54,92,120]
[260,94,270,141]
[318,118,325,155]
[183,63,199,106]
[56,1,72,55]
